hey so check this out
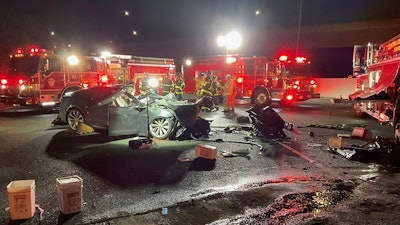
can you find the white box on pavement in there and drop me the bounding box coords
[56,175,83,214]
[7,179,36,220]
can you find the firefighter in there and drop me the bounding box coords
[201,72,213,97]
[211,74,221,110]
[200,72,214,111]
[223,74,235,112]
[174,72,185,100]
[139,72,155,94]
[195,73,205,101]
[394,87,400,143]
[161,72,173,96]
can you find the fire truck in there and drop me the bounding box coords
[0,47,175,109]
[182,54,319,104]
[182,55,242,100]
[348,33,400,142]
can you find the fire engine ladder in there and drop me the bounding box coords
[130,56,174,65]
[366,43,379,66]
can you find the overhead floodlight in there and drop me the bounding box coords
[225,31,242,50]
[216,35,226,47]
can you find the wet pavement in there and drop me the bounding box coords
[1,98,400,225]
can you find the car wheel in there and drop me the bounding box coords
[149,117,173,139]
[67,108,85,131]
[251,86,272,108]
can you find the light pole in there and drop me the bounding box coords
[295,0,303,56]
[216,31,242,54]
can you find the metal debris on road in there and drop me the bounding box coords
[221,149,250,159]
[306,143,323,147]
[298,123,365,132]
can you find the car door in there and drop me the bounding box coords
[87,87,118,128]
[108,92,148,136]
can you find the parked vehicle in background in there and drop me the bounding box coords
[245,55,320,106]
[348,33,400,142]
[0,47,175,109]
[181,54,320,105]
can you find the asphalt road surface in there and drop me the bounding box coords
[0,99,398,225]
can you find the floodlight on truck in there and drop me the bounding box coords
[67,55,79,66]
[226,56,237,64]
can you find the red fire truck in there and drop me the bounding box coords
[182,55,242,100]
[0,47,175,109]
[182,54,319,104]
[348,33,400,142]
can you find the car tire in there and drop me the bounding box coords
[67,108,85,131]
[149,117,173,140]
[251,86,272,108]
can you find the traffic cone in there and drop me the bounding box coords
[75,122,94,135]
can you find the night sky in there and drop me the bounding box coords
[1,0,400,76]
[1,0,400,50]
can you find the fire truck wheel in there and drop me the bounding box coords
[251,87,272,108]
[352,103,365,118]
[67,108,85,131]
[149,117,173,140]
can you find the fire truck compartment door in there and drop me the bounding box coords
[349,63,399,100]
[108,106,147,136]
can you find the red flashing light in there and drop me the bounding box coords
[309,79,315,85]
[17,49,22,54]
[1,78,7,85]
[294,80,300,85]
[236,77,243,84]
[18,79,24,85]
[285,94,294,101]
[279,55,288,62]
[30,48,39,53]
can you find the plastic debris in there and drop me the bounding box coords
[75,122,94,135]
